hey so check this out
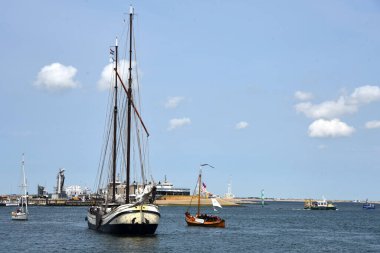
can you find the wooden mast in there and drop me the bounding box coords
[126,6,133,204]
[112,38,118,203]
[197,170,201,216]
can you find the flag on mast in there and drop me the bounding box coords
[201,182,207,192]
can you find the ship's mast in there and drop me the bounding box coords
[197,169,201,216]
[21,153,28,213]
[197,164,214,216]
[112,38,118,203]
[126,6,134,204]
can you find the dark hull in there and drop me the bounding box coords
[88,222,158,235]
[308,207,337,210]
[87,204,160,235]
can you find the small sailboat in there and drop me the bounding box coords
[11,154,28,220]
[87,6,160,235]
[185,164,225,228]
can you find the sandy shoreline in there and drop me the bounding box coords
[155,196,380,206]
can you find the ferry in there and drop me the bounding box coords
[304,198,336,210]
[156,177,190,197]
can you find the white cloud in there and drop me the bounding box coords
[295,85,380,119]
[365,120,380,129]
[34,63,79,90]
[351,85,380,104]
[97,60,136,91]
[308,119,355,138]
[235,121,249,129]
[295,97,357,119]
[294,91,313,101]
[165,96,184,109]
[317,144,327,150]
[168,117,191,130]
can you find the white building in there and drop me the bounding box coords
[66,185,91,197]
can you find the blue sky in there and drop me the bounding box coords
[1,1,380,200]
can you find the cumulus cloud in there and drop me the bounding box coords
[351,85,380,104]
[295,85,380,119]
[308,119,355,138]
[34,63,79,90]
[235,121,249,129]
[97,60,136,91]
[165,96,184,109]
[294,91,313,101]
[168,117,191,130]
[365,120,380,129]
[295,97,357,119]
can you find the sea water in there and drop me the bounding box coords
[0,202,379,252]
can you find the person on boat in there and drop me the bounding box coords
[150,186,157,204]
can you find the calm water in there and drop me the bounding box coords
[0,202,379,252]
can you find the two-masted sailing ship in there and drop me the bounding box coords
[185,164,225,228]
[87,6,160,235]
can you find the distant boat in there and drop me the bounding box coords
[304,197,336,210]
[0,200,18,207]
[363,199,375,209]
[6,201,19,207]
[185,164,225,228]
[86,6,160,235]
[155,176,191,197]
[11,154,28,220]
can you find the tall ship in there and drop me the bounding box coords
[87,6,160,235]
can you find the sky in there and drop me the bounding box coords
[1,0,380,200]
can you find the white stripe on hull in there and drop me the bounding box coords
[87,203,160,234]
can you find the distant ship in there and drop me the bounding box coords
[156,176,190,197]
[363,199,375,209]
[304,198,336,210]
[0,199,18,207]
